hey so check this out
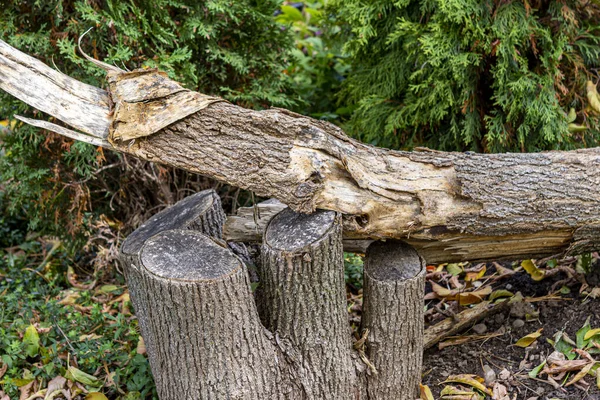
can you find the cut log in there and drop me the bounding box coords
[124,229,299,399]
[361,240,425,400]
[2,39,600,262]
[260,208,357,398]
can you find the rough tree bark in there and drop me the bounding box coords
[1,39,599,262]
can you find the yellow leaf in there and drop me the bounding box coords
[420,384,434,400]
[584,328,600,341]
[521,260,545,281]
[489,290,514,302]
[458,286,492,306]
[515,328,543,348]
[465,265,486,282]
[430,281,458,299]
[442,374,492,396]
[86,393,109,400]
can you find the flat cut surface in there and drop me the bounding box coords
[122,191,213,255]
[266,208,335,250]
[366,240,422,281]
[141,230,239,280]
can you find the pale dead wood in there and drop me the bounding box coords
[1,39,600,262]
[423,300,510,349]
[0,40,109,138]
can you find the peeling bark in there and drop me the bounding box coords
[2,39,599,262]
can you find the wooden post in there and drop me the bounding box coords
[259,208,357,398]
[361,240,425,400]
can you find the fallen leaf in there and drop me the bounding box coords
[431,281,457,298]
[465,265,486,282]
[492,382,510,400]
[420,384,434,400]
[0,363,6,379]
[65,366,100,387]
[97,285,119,294]
[565,362,594,386]
[543,358,590,375]
[584,328,600,341]
[492,262,516,277]
[440,384,483,399]
[67,266,96,290]
[57,290,81,306]
[447,263,464,276]
[458,287,493,306]
[521,260,545,281]
[589,287,600,299]
[489,290,514,302]
[18,381,34,400]
[136,336,146,355]
[78,334,103,341]
[85,393,108,400]
[515,328,543,348]
[442,374,493,396]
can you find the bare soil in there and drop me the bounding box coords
[422,268,600,400]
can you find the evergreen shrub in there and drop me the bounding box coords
[330,0,600,152]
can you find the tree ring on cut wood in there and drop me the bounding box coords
[121,189,224,257]
[141,230,240,281]
[265,207,336,251]
[365,240,423,280]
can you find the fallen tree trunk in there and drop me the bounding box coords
[1,39,600,262]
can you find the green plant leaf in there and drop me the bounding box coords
[528,360,546,378]
[577,317,592,349]
[22,325,40,357]
[65,366,100,387]
[280,5,304,22]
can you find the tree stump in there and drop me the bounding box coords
[119,189,228,397]
[361,240,425,400]
[260,208,357,398]
[130,230,297,399]
[120,198,427,399]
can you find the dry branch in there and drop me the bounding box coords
[1,39,599,262]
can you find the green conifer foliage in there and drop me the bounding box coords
[0,0,294,240]
[330,0,600,152]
